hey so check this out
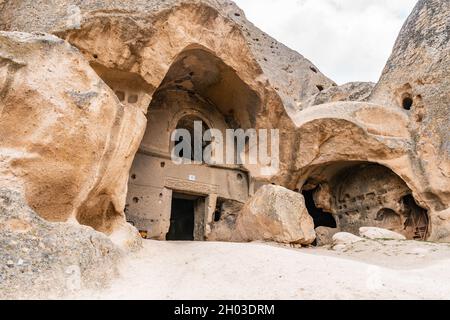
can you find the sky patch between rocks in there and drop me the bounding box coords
[234,0,418,84]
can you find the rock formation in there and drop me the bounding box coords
[290,0,450,242]
[0,31,143,249]
[303,82,375,109]
[0,0,449,298]
[235,185,315,245]
[0,0,334,245]
[0,188,121,299]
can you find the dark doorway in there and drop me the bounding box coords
[166,195,196,241]
[302,188,337,229]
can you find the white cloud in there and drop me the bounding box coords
[234,0,418,84]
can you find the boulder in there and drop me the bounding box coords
[359,227,406,241]
[0,188,122,299]
[235,185,315,245]
[332,232,364,245]
[315,227,339,246]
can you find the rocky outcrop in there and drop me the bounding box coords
[0,0,336,244]
[0,188,122,299]
[369,0,450,218]
[303,82,375,109]
[235,185,315,245]
[288,0,450,242]
[0,31,143,248]
[0,0,448,248]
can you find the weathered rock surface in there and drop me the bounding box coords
[315,226,339,246]
[0,0,335,185]
[428,208,450,242]
[206,200,243,242]
[369,0,450,219]
[303,82,375,109]
[0,0,448,247]
[235,185,315,245]
[0,31,143,248]
[359,227,406,241]
[333,232,364,245]
[289,0,450,242]
[0,188,122,299]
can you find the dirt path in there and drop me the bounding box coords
[74,240,450,300]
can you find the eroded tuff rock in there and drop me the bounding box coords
[0,31,143,249]
[290,0,450,242]
[0,0,336,245]
[303,82,375,109]
[235,185,315,245]
[0,0,335,185]
[370,0,450,217]
[0,0,448,248]
[0,188,121,299]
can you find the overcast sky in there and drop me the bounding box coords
[234,0,418,84]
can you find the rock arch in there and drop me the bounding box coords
[299,161,430,240]
[125,45,260,240]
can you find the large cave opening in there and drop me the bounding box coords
[121,46,257,240]
[301,162,430,240]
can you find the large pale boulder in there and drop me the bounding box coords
[332,232,364,245]
[235,185,315,245]
[0,188,122,299]
[359,227,406,241]
[0,31,144,248]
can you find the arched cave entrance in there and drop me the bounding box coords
[301,162,429,240]
[124,47,258,240]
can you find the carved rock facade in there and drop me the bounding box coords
[0,0,449,246]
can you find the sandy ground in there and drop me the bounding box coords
[74,240,450,300]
